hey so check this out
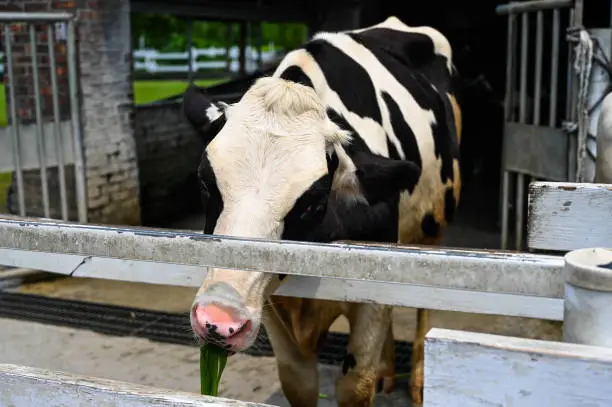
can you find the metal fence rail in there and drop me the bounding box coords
[0,11,87,223]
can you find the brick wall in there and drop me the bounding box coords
[134,102,203,226]
[76,0,141,225]
[2,0,142,226]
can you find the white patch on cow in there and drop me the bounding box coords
[205,104,223,122]
[206,76,352,239]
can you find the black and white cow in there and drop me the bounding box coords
[183,16,462,406]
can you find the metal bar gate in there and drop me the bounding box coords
[0,12,87,223]
[496,0,584,250]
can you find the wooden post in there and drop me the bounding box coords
[563,247,612,346]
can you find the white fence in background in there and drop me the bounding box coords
[0,44,283,76]
[133,44,281,75]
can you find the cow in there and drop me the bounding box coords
[182,16,462,406]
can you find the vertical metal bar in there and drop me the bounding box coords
[4,24,26,216]
[30,23,51,219]
[501,12,517,250]
[534,11,544,127]
[515,12,529,250]
[66,20,87,223]
[566,9,577,182]
[47,23,68,221]
[549,8,560,127]
[186,18,194,85]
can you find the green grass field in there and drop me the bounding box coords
[0,79,227,212]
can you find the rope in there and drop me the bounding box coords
[566,26,594,182]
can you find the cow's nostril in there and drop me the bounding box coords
[193,303,249,339]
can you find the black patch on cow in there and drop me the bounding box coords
[444,188,456,224]
[305,40,382,124]
[183,86,227,146]
[342,353,357,375]
[281,174,332,241]
[293,107,400,243]
[380,91,423,182]
[324,108,420,200]
[347,29,460,184]
[326,149,340,177]
[198,151,223,235]
[421,213,440,238]
[279,65,314,88]
[347,28,451,93]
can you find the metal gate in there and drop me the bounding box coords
[0,12,86,223]
[496,0,586,250]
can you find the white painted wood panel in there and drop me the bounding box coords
[0,363,276,407]
[424,328,612,407]
[528,181,612,252]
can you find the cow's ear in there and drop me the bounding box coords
[351,152,421,205]
[183,86,228,145]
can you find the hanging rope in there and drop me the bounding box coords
[565,26,594,182]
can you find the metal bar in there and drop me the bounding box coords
[501,13,517,250]
[534,11,544,126]
[0,12,74,22]
[66,21,87,223]
[4,24,26,216]
[30,24,51,219]
[496,0,573,15]
[567,9,577,182]
[573,0,584,26]
[0,215,566,299]
[47,24,68,221]
[549,8,560,127]
[515,12,530,250]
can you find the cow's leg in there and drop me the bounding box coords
[410,308,430,405]
[378,322,396,393]
[336,303,392,407]
[263,296,340,407]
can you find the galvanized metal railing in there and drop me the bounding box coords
[496,0,583,251]
[0,12,87,223]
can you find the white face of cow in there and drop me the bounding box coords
[183,77,353,351]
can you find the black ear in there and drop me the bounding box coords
[182,86,227,144]
[352,152,421,204]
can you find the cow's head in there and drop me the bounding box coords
[183,77,420,351]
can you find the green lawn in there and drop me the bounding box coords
[0,79,228,211]
[133,79,228,105]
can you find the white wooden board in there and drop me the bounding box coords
[0,363,276,407]
[528,182,612,252]
[424,328,612,407]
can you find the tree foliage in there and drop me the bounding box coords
[131,14,308,52]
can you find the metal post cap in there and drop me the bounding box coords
[565,248,612,291]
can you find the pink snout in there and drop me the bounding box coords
[191,303,253,351]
